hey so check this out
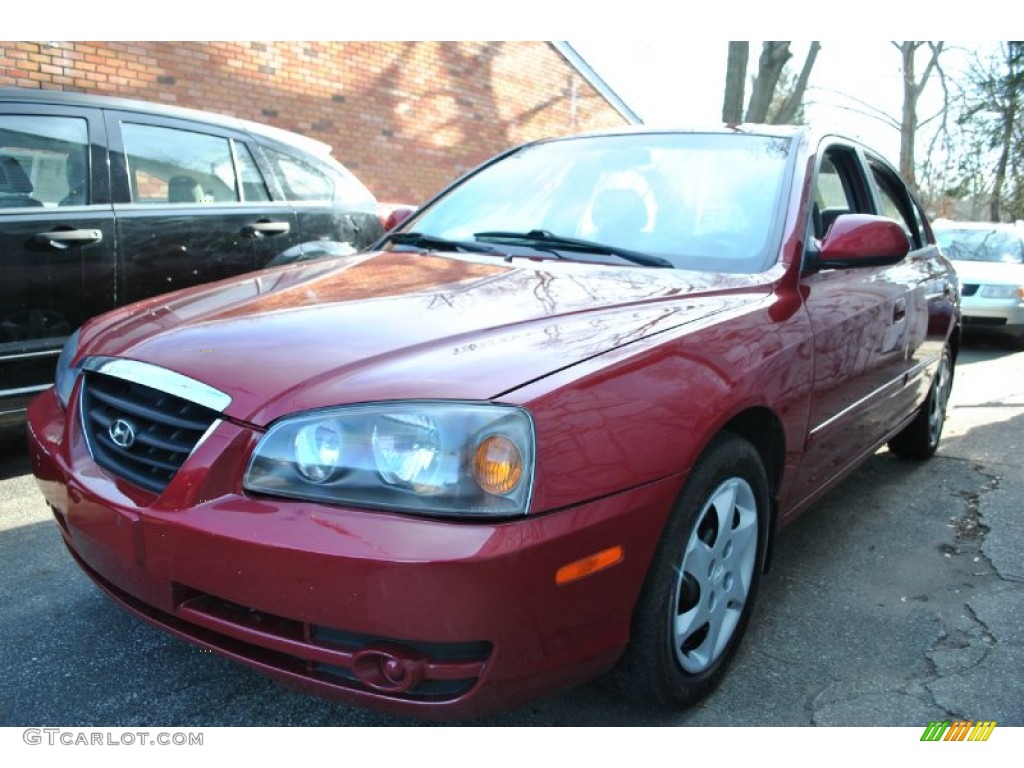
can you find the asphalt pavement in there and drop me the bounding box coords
[0,339,1021,727]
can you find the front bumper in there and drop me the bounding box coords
[961,295,1024,337]
[27,388,678,719]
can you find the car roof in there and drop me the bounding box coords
[0,86,333,156]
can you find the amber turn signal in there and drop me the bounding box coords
[556,545,624,586]
[473,434,523,495]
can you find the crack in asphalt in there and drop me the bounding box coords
[961,602,998,647]
[918,463,1002,717]
[939,467,997,559]
[807,459,1004,724]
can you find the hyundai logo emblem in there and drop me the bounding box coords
[108,419,137,449]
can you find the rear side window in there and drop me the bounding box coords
[0,115,89,208]
[122,123,240,204]
[264,147,333,201]
[264,146,375,206]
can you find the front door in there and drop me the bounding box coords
[0,105,115,421]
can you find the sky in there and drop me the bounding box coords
[569,40,986,168]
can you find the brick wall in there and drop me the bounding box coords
[0,41,630,203]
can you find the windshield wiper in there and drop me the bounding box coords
[383,231,499,254]
[473,229,673,268]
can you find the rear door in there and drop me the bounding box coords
[104,111,300,305]
[259,143,384,254]
[0,103,115,421]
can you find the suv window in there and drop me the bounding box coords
[263,146,375,206]
[0,115,90,207]
[234,141,270,202]
[264,147,334,202]
[122,123,239,204]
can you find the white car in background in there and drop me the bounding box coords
[934,221,1024,347]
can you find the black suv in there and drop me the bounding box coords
[1,88,384,426]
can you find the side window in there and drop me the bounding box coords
[910,197,931,245]
[122,123,238,204]
[0,115,90,208]
[869,160,921,248]
[811,146,868,240]
[234,141,270,202]
[264,147,334,202]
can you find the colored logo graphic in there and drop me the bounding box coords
[920,721,996,741]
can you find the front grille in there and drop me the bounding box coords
[961,284,979,297]
[81,372,220,493]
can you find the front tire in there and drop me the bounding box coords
[613,432,768,708]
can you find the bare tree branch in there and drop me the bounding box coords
[915,41,945,99]
[807,86,902,130]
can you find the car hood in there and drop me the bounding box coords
[952,259,1024,284]
[80,251,775,426]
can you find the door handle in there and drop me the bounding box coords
[243,220,291,238]
[33,228,103,249]
[892,298,907,323]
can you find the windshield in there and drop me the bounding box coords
[935,228,1024,264]
[408,133,793,272]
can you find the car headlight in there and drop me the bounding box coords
[55,329,82,409]
[243,402,535,518]
[977,284,1024,299]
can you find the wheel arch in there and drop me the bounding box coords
[949,322,961,370]
[719,406,785,571]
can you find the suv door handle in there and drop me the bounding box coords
[33,228,104,249]
[243,220,291,238]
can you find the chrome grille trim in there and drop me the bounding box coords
[83,357,232,412]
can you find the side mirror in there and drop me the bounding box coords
[817,213,910,268]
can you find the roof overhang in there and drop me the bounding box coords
[550,41,644,125]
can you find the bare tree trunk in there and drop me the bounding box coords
[772,42,820,124]
[899,43,918,188]
[722,42,749,124]
[896,41,944,193]
[745,42,791,123]
[990,82,1017,221]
